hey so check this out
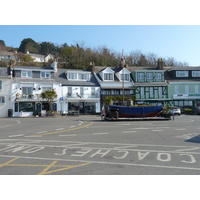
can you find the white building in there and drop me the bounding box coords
[92,66,135,105]
[0,67,12,117]
[11,62,60,117]
[55,69,101,114]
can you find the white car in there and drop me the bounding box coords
[169,107,181,115]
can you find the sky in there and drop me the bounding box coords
[1,25,200,66]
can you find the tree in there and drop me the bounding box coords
[40,90,57,111]
[40,42,57,55]
[0,40,5,46]
[126,50,142,66]
[18,38,41,54]
[21,54,34,62]
[138,54,149,66]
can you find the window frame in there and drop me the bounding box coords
[137,72,145,81]
[104,73,114,81]
[41,71,51,78]
[176,71,189,77]
[21,71,32,78]
[0,96,5,104]
[192,71,200,77]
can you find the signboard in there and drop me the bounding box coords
[173,94,200,99]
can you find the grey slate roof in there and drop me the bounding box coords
[13,77,55,83]
[14,66,54,70]
[55,69,100,86]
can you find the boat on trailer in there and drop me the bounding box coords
[102,105,170,120]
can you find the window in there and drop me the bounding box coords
[19,102,35,112]
[91,87,95,95]
[195,85,200,94]
[140,87,145,96]
[192,71,200,77]
[80,87,84,96]
[185,85,190,94]
[22,87,33,95]
[42,87,52,92]
[21,71,32,78]
[68,87,72,96]
[176,71,188,77]
[146,72,153,80]
[0,96,5,103]
[155,73,162,80]
[138,72,145,80]
[68,73,76,80]
[150,87,154,97]
[0,81,2,90]
[67,72,90,80]
[158,87,163,96]
[78,73,90,80]
[121,74,129,81]
[175,85,180,94]
[41,72,51,78]
[104,73,113,80]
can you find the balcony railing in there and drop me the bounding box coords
[15,94,57,101]
[66,94,99,99]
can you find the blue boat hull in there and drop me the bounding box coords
[109,105,163,118]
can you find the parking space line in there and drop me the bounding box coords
[38,161,58,175]
[0,157,92,175]
[31,122,94,136]
[0,157,19,167]
[93,132,108,135]
[39,162,91,175]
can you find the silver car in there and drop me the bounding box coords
[169,107,181,115]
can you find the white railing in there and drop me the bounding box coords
[15,94,57,101]
[67,93,99,98]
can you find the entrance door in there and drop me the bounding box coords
[42,103,50,111]
[79,102,84,114]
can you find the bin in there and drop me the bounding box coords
[8,109,13,117]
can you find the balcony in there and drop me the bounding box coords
[66,93,99,99]
[15,94,57,102]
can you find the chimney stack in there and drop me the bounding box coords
[51,59,57,72]
[157,58,164,70]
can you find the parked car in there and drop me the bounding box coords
[169,107,181,115]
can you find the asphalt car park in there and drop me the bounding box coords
[1,115,200,174]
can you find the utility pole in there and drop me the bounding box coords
[120,49,125,106]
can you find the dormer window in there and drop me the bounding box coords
[21,71,32,78]
[192,71,200,77]
[67,72,90,81]
[104,73,113,80]
[68,73,76,79]
[121,74,129,81]
[78,73,90,80]
[41,71,51,78]
[176,71,188,77]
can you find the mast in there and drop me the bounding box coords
[120,49,125,106]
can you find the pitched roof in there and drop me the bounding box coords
[55,69,100,86]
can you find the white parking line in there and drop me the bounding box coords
[0,125,13,129]
[9,134,24,138]
[55,128,65,131]
[93,132,108,135]
[123,131,137,133]
[59,134,77,136]
[36,131,48,134]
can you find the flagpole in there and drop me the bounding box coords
[122,49,125,106]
